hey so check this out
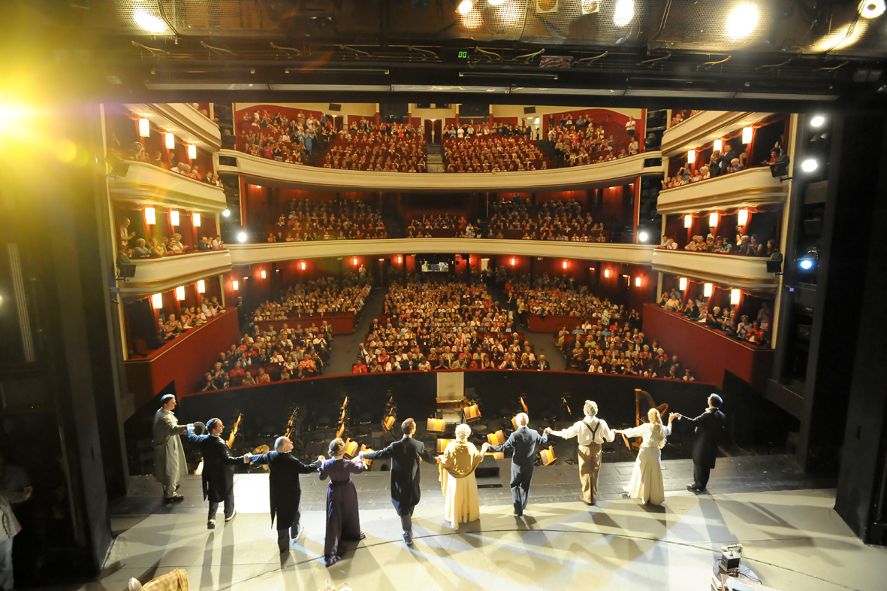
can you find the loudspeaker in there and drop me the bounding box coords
[523,106,537,114]
[328,103,342,112]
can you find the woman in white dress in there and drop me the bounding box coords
[438,424,488,528]
[614,409,677,506]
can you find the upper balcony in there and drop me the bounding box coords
[661,111,774,157]
[217,149,663,192]
[651,249,776,291]
[119,250,233,295]
[128,103,221,151]
[110,160,228,212]
[657,167,787,214]
[228,239,654,267]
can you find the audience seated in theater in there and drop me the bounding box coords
[659,229,774,258]
[359,276,538,372]
[546,112,635,167]
[323,120,426,172]
[406,214,468,238]
[485,196,606,242]
[264,198,387,242]
[116,139,223,187]
[251,276,371,322]
[443,124,546,172]
[237,107,335,165]
[670,109,703,126]
[199,321,332,390]
[157,297,223,342]
[658,288,771,347]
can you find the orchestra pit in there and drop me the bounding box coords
[2,2,887,590]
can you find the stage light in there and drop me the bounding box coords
[713,138,723,153]
[709,212,719,227]
[613,0,634,27]
[164,132,175,150]
[192,212,201,227]
[169,210,179,227]
[499,0,522,23]
[488,0,506,5]
[742,126,754,144]
[810,21,868,52]
[810,114,827,129]
[151,293,163,309]
[232,280,239,291]
[687,149,696,164]
[187,143,197,160]
[396,255,403,264]
[237,230,248,243]
[730,288,741,305]
[352,257,359,266]
[684,214,693,229]
[510,257,517,267]
[703,282,713,298]
[679,277,688,291]
[737,209,749,226]
[300,261,307,271]
[222,208,231,218]
[456,0,474,15]
[562,260,568,270]
[634,276,643,287]
[726,3,759,40]
[144,207,156,225]
[798,258,814,271]
[133,8,168,33]
[197,279,205,294]
[859,0,885,19]
[800,158,819,173]
[603,268,611,278]
[260,269,266,279]
[638,230,650,243]
[175,286,185,301]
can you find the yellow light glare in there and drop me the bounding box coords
[133,8,169,34]
[859,0,886,19]
[457,0,474,15]
[810,21,868,52]
[726,3,759,40]
[613,0,634,27]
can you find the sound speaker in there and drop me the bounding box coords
[523,106,536,114]
[328,103,342,112]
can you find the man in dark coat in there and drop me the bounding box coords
[250,436,322,552]
[489,412,549,517]
[187,418,248,529]
[678,393,726,492]
[360,418,438,546]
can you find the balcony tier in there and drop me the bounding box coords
[119,250,232,295]
[217,150,663,192]
[657,167,787,214]
[661,111,774,157]
[128,103,221,151]
[651,249,777,291]
[228,239,654,266]
[110,161,228,212]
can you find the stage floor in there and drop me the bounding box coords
[64,456,885,590]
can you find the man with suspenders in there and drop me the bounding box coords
[545,400,615,505]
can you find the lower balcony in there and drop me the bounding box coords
[110,160,228,211]
[651,249,777,291]
[657,166,788,214]
[119,250,233,295]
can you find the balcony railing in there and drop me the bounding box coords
[651,249,777,291]
[109,160,228,212]
[130,103,221,151]
[217,149,663,192]
[657,167,788,214]
[661,111,774,157]
[120,250,233,294]
[228,239,654,266]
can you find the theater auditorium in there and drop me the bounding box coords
[1,1,886,590]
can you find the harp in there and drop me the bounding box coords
[336,396,349,439]
[226,412,243,449]
[381,394,397,431]
[511,395,530,430]
[621,389,669,450]
[283,406,300,441]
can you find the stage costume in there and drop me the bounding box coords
[319,457,367,564]
[489,426,548,516]
[438,440,483,528]
[685,407,726,490]
[548,415,614,504]
[250,451,320,551]
[622,422,671,506]
[152,407,188,499]
[187,427,246,524]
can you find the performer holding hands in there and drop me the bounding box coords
[438,424,487,528]
[187,418,249,529]
[614,410,676,506]
[545,400,614,505]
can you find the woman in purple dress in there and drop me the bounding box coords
[318,438,368,566]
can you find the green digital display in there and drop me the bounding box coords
[457,50,469,59]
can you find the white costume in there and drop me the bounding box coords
[623,422,671,505]
[152,408,188,497]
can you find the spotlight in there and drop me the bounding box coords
[859,0,885,19]
[456,0,474,15]
[810,114,826,129]
[237,230,248,243]
[613,0,634,27]
[725,2,759,40]
[637,230,650,243]
[800,158,819,173]
[222,208,231,218]
[133,8,168,34]
[798,258,815,271]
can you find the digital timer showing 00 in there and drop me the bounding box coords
[457,50,469,59]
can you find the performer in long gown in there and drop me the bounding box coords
[318,438,367,567]
[438,424,488,528]
[614,409,677,506]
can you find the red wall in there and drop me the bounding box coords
[642,303,773,389]
[125,308,241,406]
